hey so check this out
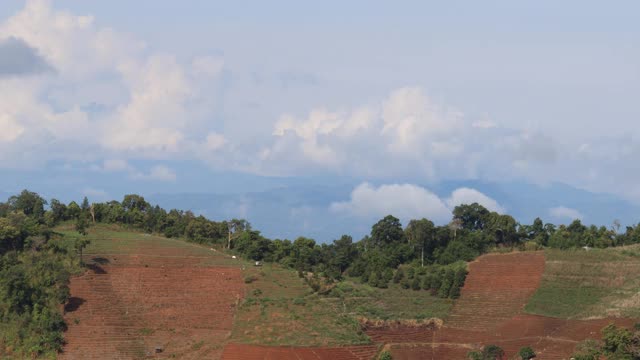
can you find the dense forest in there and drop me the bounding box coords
[2,189,640,357]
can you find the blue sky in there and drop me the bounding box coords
[0,1,639,239]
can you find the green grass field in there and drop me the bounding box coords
[525,246,640,319]
[55,222,242,267]
[231,264,452,346]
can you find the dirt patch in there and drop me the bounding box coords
[60,255,244,359]
[220,343,379,360]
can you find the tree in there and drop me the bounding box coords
[121,194,149,212]
[66,201,81,220]
[227,218,251,249]
[518,347,536,360]
[484,213,519,245]
[331,235,357,274]
[452,203,490,231]
[371,215,404,248]
[74,217,90,264]
[406,218,436,267]
[49,199,67,223]
[81,196,90,212]
[8,190,47,217]
[0,217,20,254]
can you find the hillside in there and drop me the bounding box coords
[57,224,245,359]
[53,224,640,360]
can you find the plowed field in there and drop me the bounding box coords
[373,251,635,360]
[57,225,246,360]
[221,343,379,360]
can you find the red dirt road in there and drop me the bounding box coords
[59,255,243,359]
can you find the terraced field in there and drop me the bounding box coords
[58,225,245,359]
[221,344,378,360]
[445,252,546,331]
[378,251,635,360]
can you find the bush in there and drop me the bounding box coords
[483,345,505,360]
[467,351,483,360]
[392,268,404,283]
[518,346,536,360]
[406,267,415,279]
[379,350,393,360]
[244,275,258,284]
[523,241,541,251]
[571,339,600,360]
[411,277,421,291]
[400,278,410,289]
[368,271,380,287]
[292,297,306,306]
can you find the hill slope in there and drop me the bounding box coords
[58,225,245,359]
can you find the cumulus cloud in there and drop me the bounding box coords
[330,182,503,224]
[549,206,583,221]
[446,187,505,213]
[0,37,52,77]
[0,0,224,167]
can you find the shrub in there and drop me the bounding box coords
[379,350,393,360]
[400,278,410,289]
[467,350,483,360]
[406,267,415,279]
[571,339,600,360]
[483,345,505,360]
[411,277,421,291]
[523,241,541,251]
[244,275,257,284]
[392,268,404,283]
[518,346,536,360]
[292,297,306,306]
[252,289,263,297]
[368,271,380,287]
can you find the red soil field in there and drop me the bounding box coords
[220,343,379,360]
[59,255,244,359]
[368,252,636,360]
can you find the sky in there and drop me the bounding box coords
[0,1,639,239]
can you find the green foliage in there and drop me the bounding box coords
[571,339,601,360]
[518,346,536,360]
[601,323,632,355]
[570,324,640,360]
[378,350,393,360]
[483,344,505,360]
[467,345,506,360]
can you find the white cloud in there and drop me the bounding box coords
[381,87,462,154]
[204,132,227,151]
[549,206,583,221]
[330,182,504,224]
[330,183,451,223]
[0,0,224,167]
[131,165,177,182]
[446,187,505,213]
